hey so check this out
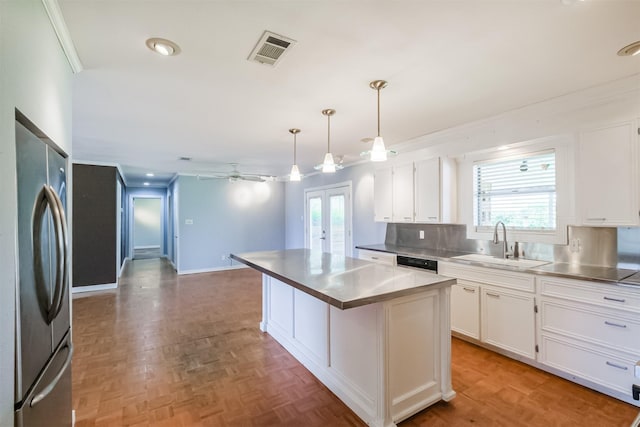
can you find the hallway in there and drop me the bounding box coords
[71,259,638,426]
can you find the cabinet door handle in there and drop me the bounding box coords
[587,217,606,221]
[486,292,500,298]
[603,296,626,303]
[428,216,437,220]
[463,287,476,293]
[605,361,628,370]
[404,216,412,220]
[383,216,390,220]
[371,257,378,260]
[604,320,627,328]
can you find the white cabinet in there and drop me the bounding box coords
[373,167,392,222]
[357,249,397,266]
[481,285,536,359]
[450,281,480,339]
[578,121,639,226]
[538,275,640,405]
[414,157,457,223]
[392,163,415,222]
[439,261,536,360]
[373,157,456,223]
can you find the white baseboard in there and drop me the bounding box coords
[163,256,177,270]
[72,283,118,293]
[178,265,248,275]
[134,245,161,249]
[119,257,129,277]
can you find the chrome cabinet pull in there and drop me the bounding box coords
[404,216,412,220]
[371,256,379,260]
[605,361,628,370]
[486,292,500,298]
[428,216,437,220]
[587,217,606,221]
[604,320,627,328]
[603,296,626,303]
[463,287,476,293]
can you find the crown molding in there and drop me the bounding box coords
[42,0,83,73]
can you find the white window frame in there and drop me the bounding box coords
[460,135,575,245]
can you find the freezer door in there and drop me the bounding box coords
[48,147,70,348]
[15,121,53,401]
[15,331,73,427]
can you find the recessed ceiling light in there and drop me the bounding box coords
[146,173,154,177]
[143,182,150,186]
[617,41,640,57]
[146,38,181,56]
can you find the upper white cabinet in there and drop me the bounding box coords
[374,167,393,222]
[414,157,456,223]
[578,121,639,226]
[374,157,456,223]
[392,163,415,222]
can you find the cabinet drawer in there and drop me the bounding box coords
[540,334,638,398]
[357,249,397,266]
[539,276,640,313]
[439,261,535,293]
[540,299,640,354]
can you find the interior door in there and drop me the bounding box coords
[305,185,352,256]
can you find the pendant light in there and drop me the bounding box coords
[321,109,336,173]
[369,80,388,161]
[289,128,302,181]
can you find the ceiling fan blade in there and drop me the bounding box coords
[240,175,265,182]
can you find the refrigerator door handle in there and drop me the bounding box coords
[33,184,63,323]
[49,188,68,320]
[29,343,73,408]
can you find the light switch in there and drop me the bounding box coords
[185,219,194,225]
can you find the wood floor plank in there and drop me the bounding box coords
[72,259,639,426]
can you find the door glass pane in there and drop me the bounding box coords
[329,194,345,257]
[309,196,323,250]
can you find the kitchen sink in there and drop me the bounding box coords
[451,253,550,268]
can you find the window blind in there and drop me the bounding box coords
[473,150,556,231]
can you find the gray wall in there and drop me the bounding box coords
[284,162,386,250]
[133,198,162,248]
[177,176,286,272]
[0,1,73,424]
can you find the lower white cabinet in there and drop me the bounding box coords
[481,285,536,359]
[538,275,640,405]
[440,261,536,360]
[450,281,480,339]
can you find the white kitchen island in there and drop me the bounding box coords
[231,249,456,427]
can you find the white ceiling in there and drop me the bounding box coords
[59,0,640,187]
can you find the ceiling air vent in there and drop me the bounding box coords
[248,31,296,67]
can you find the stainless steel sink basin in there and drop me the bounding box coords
[451,253,550,268]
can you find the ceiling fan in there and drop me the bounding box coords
[197,163,276,183]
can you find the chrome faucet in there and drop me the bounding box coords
[493,221,512,259]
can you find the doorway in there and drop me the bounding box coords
[304,183,353,257]
[132,197,163,259]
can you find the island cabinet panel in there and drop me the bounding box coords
[329,304,379,406]
[387,292,440,420]
[265,277,294,336]
[293,289,329,367]
[258,274,454,427]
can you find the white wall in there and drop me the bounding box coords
[0,0,73,424]
[133,198,162,248]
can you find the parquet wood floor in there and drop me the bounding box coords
[72,258,639,426]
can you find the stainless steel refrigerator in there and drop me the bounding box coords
[14,112,72,427]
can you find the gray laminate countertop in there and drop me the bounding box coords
[231,249,456,309]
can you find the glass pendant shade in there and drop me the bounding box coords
[322,152,336,173]
[290,164,301,181]
[370,136,388,162]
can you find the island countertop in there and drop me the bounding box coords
[231,248,456,309]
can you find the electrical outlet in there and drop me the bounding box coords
[570,238,580,253]
[185,219,194,225]
[419,230,425,239]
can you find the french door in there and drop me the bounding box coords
[305,184,352,257]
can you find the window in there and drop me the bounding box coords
[473,150,556,231]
